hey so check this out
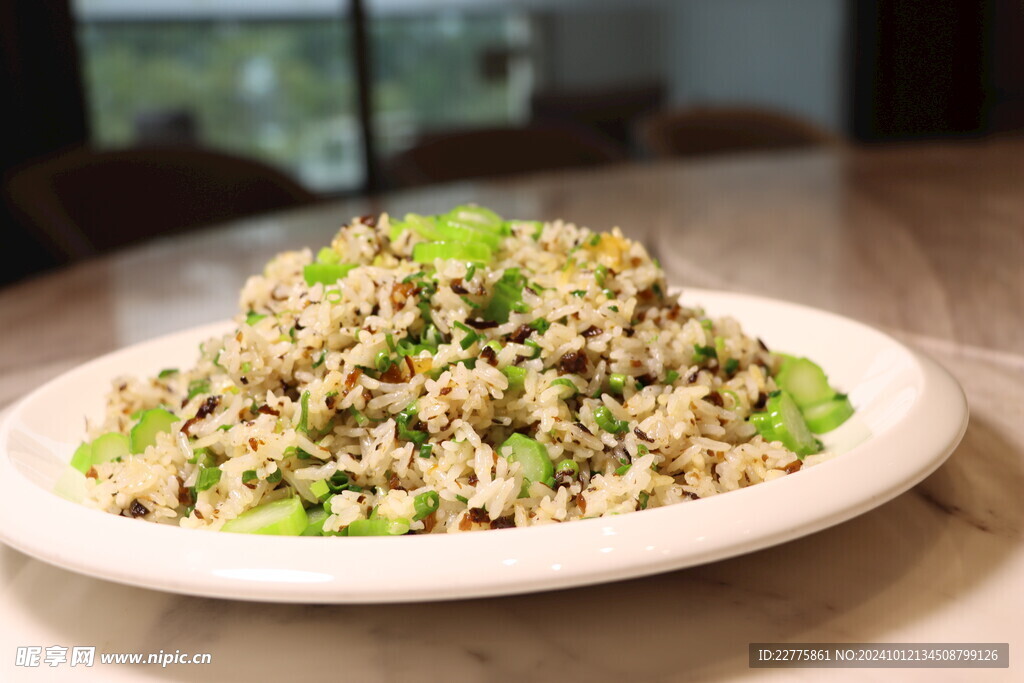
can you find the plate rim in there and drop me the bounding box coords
[0,289,969,603]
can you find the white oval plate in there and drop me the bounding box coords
[0,289,967,603]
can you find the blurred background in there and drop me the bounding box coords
[1,0,1020,286]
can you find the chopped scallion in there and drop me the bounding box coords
[195,466,222,492]
[452,321,479,350]
[186,379,210,401]
[692,344,717,363]
[555,458,579,477]
[413,490,440,520]
[502,365,526,390]
[594,406,629,434]
[529,318,551,334]
[608,373,628,394]
[550,377,579,398]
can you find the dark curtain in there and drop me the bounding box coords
[0,0,89,284]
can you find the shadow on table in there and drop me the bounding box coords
[6,415,1018,683]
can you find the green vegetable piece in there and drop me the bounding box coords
[529,318,550,334]
[395,403,429,445]
[242,470,258,485]
[714,336,727,361]
[91,432,130,466]
[664,370,680,384]
[499,433,555,497]
[502,365,526,390]
[550,377,579,398]
[434,216,502,250]
[593,406,629,434]
[750,391,822,458]
[302,507,329,536]
[70,442,94,474]
[303,263,356,286]
[189,447,215,467]
[316,246,340,265]
[245,311,267,325]
[555,458,579,477]
[389,213,444,241]
[482,268,526,323]
[129,409,178,454]
[350,407,370,427]
[412,241,493,264]
[310,479,331,500]
[775,357,838,409]
[267,468,283,484]
[297,390,311,434]
[418,443,433,459]
[413,490,440,520]
[452,321,479,350]
[195,466,222,492]
[445,205,504,233]
[221,497,308,535]
[186,379,210,401]
[749,412,774,439]
[347,517,411,536]
[157,368,179,378]
[720,389,742,409]
[608,373,628,394]
[724,358,740,376]
[692,344,717,364]
[802,395,855,434]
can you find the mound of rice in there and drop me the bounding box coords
[82,209,826,534]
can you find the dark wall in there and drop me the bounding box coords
[0,1,89,284]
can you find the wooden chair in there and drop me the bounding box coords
[384,125,625,188]
[4,145,318,260]
[636,105,842,159]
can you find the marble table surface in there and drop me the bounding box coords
[1,143,1021,681]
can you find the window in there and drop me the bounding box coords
[371,11,533,158]
[73,1,533,193]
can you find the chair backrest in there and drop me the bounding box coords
[530,83,666,151]
[5,145,318,259]
[384,125,625,188]
[636,105,841,159]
